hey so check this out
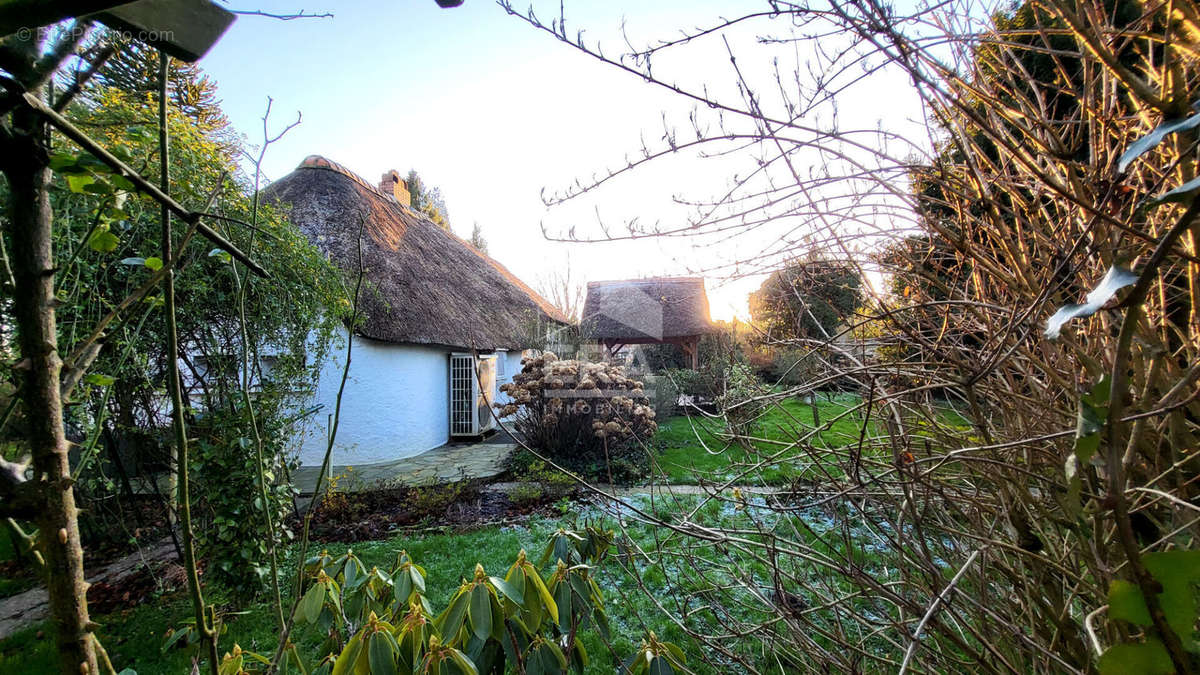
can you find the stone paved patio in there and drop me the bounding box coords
[292,440,517,494]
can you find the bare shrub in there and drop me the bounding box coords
[504,0,1200,672]
[714,362,768,444]
[498,353,657,479]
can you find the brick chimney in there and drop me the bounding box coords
[379,170,411,207]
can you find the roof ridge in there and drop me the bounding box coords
[289,155,569,326]
[297,155,395,203]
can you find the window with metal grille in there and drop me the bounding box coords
[450,354,474,435]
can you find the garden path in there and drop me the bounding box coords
[0,541,175,640]
[292,439,516,494]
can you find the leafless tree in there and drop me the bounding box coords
[537,254,587,322]
[502,0,1200,672]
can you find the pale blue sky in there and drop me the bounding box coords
[200,1,927,318]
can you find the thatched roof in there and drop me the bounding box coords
[581,277,714,341]
[262,156,567,350]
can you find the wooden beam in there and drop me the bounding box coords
[93,0,235,62]
[602,340,626,357]
[679,338,698,369]
[0,0,131,37]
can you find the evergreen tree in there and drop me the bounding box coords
[749,258,862,341]
[468,221,488,253]
[87,38,231,133]
[405,169,451,231]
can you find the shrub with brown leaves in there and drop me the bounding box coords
[499,353,657,479]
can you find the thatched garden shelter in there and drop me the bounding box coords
[580,277,715,368]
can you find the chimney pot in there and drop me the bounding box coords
[379,170,411,208]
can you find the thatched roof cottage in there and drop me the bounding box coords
[264,155,567,466]
[581,277,715,368]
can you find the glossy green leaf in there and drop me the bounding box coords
[449,647,479,675]
[344,559,363,589]
[470,638,502,675]
[505,564,525,599]
[49,153,81,172]
[88,229,120,253]
[554,577,572,631]
[533,644,557,674]
[344,591,364,625]
[327,579,343,616]
[488,593,506,642]
[110,174,137,191]
[144,257,164,271]
[1073,375,1111,463]
[161,627,191,652]
[317,605,334,634]
[1098,640,1173,675]
[1143,550,1200,641]
[394,571,413,607]
[571,637,589,673]
[521,573,543,629]
[1108,580,1151,627]
[397,616,424,668]
[649,655,675,675]
[76,154,111,172]
[438,590,470,641]
[543,639,567,669]
[664,641,687,665]
[1082,375,1112,409]
[593,607,611,641]
[367,632,398,675]
[469,584,492,641]
[1075,434,1100,463]
[490,576,522,605]
[84,373,116,386]
[330,632,363,675]
[66,173,95,193]
[301,583,326,624]
[527,568,559,624]
[570,574,593,609]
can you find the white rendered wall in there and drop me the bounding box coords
[297,330,450,467]
[493,349,527,410]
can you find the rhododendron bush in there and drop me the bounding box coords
[498,353,657,476]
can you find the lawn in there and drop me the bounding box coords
[0,489,912,674]
[651,393,878,484]
[0,513,702,674]
[0,393,967,673]
[651,392,973,485]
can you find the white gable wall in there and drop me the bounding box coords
[298,329,450,466]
